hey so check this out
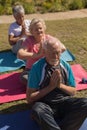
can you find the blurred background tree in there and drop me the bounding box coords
[0,0,87,15]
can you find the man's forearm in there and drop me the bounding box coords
[59,83,76,96]
[26,85,55,104]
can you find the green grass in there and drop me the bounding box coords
[0,17,87,114]
[46,18,87,70]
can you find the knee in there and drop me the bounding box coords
[32,102,52,118]
[32,102,47,123]
[19,71,28,85]
[32,102,46,115]
[81,98,87,106]
[79,98,87,112]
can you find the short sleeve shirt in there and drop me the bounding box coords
[28,58,76,103]
[28,58,76,88]
[8,19,31,39]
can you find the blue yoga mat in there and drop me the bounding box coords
[79,118,87,130]
[0,110,86,130]
[0,49,75,73]
[61,49,75,62]
[0,110,40,130]
[0,51,25,73]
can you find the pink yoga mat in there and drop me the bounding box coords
[71,64,87,91]
[0,64,87,104]
[0,72,26,104]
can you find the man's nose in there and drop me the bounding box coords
[54,54,58,58]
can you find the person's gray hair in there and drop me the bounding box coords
[43,37,61,52]
[29,18,46,34]
[12,4,25,16]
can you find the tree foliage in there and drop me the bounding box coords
[0,0,87,15]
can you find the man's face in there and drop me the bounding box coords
[45,43,61,66]
[14,13,24,25]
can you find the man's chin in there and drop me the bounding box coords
[49,61,58,66]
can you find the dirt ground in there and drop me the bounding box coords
[0,9,87,24]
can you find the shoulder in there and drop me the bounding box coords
[25,35,34,42]
[32,58,46,70]
[45,35,61,43]
[60,59,71,71]
[9,22,18,27]
[24,19,31,25]
[8,22,18,34]
[45,34,54,39]
[22,36,35,47]
[26,36,35,44]
[9,22,16,30]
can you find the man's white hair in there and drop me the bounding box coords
[43,37,61,52]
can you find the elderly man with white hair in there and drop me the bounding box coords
[26,37,87,130]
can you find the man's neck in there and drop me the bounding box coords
[45,58,60,68]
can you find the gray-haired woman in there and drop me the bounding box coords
[8,4,31,54]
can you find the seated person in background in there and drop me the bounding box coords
[17,18,66,85]
[8,4,31,54]
[26,38,87,130]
